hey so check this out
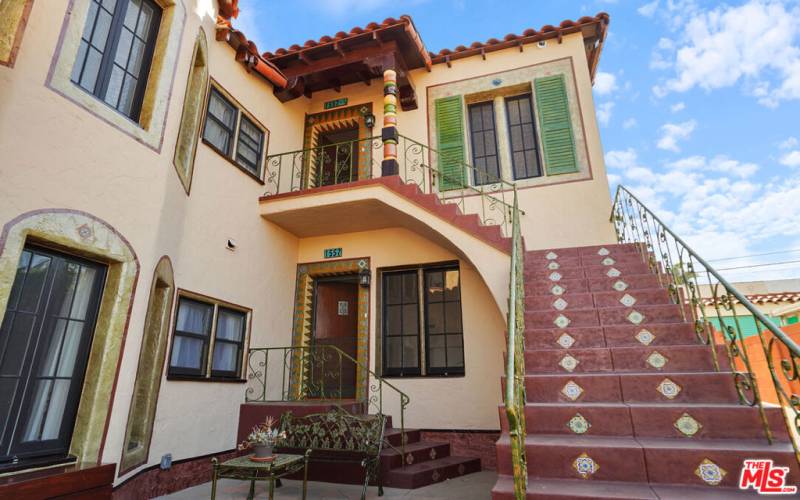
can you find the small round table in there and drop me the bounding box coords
[211,450,311,499]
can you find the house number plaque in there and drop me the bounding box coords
[323,248,342,259]
[323,98,348,110]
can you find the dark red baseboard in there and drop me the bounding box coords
[420,429,501,470]
[112,449,241,499]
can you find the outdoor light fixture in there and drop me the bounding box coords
[360,106,376,129]
[359,268,371,287]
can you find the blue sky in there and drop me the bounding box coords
[235,0,800,283]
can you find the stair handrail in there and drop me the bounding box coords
[397,134,522,237]
[263,134,524,237]
[245,344,410,465]
[611,184,800,463]
[504,186,528,498]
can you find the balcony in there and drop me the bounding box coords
[259,135,518,248]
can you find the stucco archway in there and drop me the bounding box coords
[0,208,139,464]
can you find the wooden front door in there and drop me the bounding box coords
[311,278,358,399]
[315,127,360,187]
[0,246,106,466]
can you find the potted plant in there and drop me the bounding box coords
[238,416,286,462]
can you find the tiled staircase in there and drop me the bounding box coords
[493,243,799,498]
[382,417,482,488]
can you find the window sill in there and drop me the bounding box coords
[166,374,247,383]
[0,455,76,475]
[380,373,465,379]
[202,139,265,185]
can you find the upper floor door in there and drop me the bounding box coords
[0,246,106,466]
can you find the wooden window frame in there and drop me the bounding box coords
[381,270,421,377]
[467,100,501,186]
[166,291,251,382]
[70,0,162,122]
[201,81,268,184]
[379,261,465,378]
[504,93,543,180]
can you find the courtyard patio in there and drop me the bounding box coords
[157,470,496,500]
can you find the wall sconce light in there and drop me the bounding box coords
[359,268,371,287]
[360,106,376,129]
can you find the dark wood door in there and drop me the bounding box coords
[0,246,106,466]
[311,279,358,399]
[315,127,359,187]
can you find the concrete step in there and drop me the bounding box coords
[383,427,421,447]
[380,440,451,471]
[523,371,741,404]
[524,345,726,374]
[498,403,787,441]
[525,289,672,312]
[525,274,663,296]
[383,455,481,489]
[524,323,700,350]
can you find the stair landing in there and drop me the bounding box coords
[493,243,799,498]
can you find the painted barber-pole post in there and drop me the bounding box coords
[381,69,399,176]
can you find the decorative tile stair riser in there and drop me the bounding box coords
[492,242,800,499]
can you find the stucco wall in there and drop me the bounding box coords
[0,0,615,483]
[297,228,505,430]
[0,0,303,481]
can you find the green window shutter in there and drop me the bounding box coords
[435,96,466,191]
[534,75,578,175]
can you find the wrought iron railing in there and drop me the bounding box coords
[262,135,521,236]
[611,185,800,463]
[245,344,410,464]
[504,188,527,498]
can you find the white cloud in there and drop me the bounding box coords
[650,37,675,70]
[638,0,660,17]
[651,1,800,107]
[780,136,798,149]
[594,72,618,95]
[596,102,615,127]
[668,155,758,178]
[656,120,697,152]
[780,150,800,167]
[623,118,638,129]
[605,148,638,169]
[670,102,686,112]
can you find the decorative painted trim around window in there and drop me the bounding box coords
[201,79,270,183]
[0,0,34,67]
[166,290,251,382]
[45,0,187,152]
[172,28,208,194]
[426,57,592,192]
[119,256,175,476]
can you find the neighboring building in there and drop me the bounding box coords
[3,1,797,498]
[699,279,800,337]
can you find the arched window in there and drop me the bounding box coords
[119,256,175,474]
[173,29,208,193]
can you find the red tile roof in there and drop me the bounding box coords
[701,292,800,306]
[216,2,609,85]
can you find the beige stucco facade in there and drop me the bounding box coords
[0,0,615,485]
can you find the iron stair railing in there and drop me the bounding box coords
[611,184,800,464]
[245,345,410,465]
[262,135,523,237]
[504,187,528,499]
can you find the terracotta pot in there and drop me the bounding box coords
[253,444,273,458]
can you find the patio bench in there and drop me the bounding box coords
[276,406,386,500]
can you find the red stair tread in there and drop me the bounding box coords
[380,439,450,457]
[384,455,482,489]
[495,242,794,496]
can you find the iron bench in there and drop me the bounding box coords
[276,406,385,500]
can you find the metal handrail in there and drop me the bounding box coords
[504,187,527,498]
[397,135,523,237]
[611,185,800,463]
[245,344,410,464]
[262,135,524,237]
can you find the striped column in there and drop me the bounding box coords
[381,69,399,176]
